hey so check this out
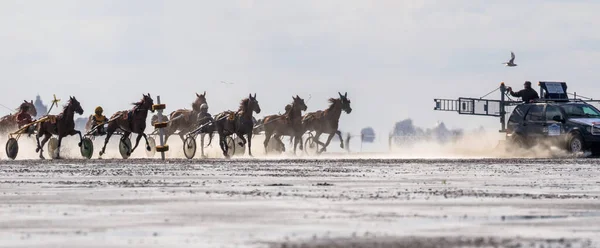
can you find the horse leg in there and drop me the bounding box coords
[336,130,344,149]
[200,133,206,158]
[71,130,83,147]
[247,132,254,157]
[38,134,51,160]
[237,133,246,147]
[219,134,229,158]
[320,133,336,153]
[130,133,144,154]
[35,125,43,153]
[56,135,63,159]
[100,124,117,156]
[263,130,272,154]
[293,134,302,155]
[274,134,285,153]
[313,132,325,147]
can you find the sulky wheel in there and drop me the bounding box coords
[303,135,320,156]
[5,138,19,160]
[183,136,197,159]
[47,137,59,159]
[146,136,156,157]
[226,136,236,157]
[119,137,132,159]
[80,138,94,159]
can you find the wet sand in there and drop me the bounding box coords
[0,158,598,247]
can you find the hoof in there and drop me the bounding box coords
[340,144,344,149]
[146,146,151,151]
[78,142,82,147]
[39,155,45,160]
[238,142,244,147]
[36,148,40,153]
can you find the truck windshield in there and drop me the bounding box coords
[562,104,600,118]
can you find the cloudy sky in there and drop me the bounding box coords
[1,0,599,141]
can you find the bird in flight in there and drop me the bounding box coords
[220,81,234,85]
[503,51,517,67]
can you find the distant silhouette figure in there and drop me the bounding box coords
[503,51,517,67]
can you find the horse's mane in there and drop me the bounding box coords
[132,97,146,107]
[239,98,250,111]
[327,98,341,110]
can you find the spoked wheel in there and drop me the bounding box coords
[5,138,18,160]
[183,136,197,159]
[226,136,236,157]
[47,137,59,159]
[146,136,156,158]
[80,138,94,159]
[303,135,320,156]
[119,137,132,159]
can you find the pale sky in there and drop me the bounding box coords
[2,0,600,142]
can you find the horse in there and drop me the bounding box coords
[161,92,207,143]
[35,96,84,159]
[99,94,155,157]
[0,100,37,134]
[213,94,261,158]
[261,95,307,155]
[302,92,352,153]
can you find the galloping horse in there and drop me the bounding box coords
[162,92,207,143]
[302,92,352,153]
[213,94,261,158]
[0,100,37,134]
[261,95,307,155]
[99,94,154,157]
[35,97,84,159]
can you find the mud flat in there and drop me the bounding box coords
[0,158,599,247]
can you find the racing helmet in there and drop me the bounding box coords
[95,106,103,114]
[200,103,208,110]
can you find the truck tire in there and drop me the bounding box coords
[567,133,584,154]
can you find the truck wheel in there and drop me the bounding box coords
[567,133,584,153]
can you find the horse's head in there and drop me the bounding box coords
[20,100,37,117]
[248,93,261,114]
[193,91,207,111]
[140,93,155,112]
[338,92,352,114]
[292,95,307,112]
[69,96,84,115]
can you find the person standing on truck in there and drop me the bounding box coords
[508,81,539,103]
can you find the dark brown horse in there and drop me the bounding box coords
[35,96,84,159]
[162,92,207,143]
[213,94,261,158]
[302,92,352,153]
[261,95,307,155]
[99,94,154,157]
[0,100,37,134]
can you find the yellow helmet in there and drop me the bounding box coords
[95,106,103,114]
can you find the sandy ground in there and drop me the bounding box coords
[0,158,599,248]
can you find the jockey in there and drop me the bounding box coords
[92,106,107,135]
[198,103,211,121]
[16,104,35,136]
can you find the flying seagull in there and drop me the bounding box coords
[503,51,517,67]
